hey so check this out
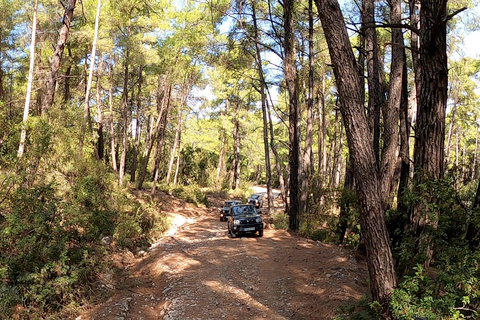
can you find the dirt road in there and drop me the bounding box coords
[79,193,368,320]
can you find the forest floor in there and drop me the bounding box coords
[78,189,369,320]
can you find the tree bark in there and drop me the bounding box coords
[42,0,77,115]
[300,0,315,216]
[411,0,448,267]
[18,0,38,159]
[363,0,382,166]
[283,0,300,232]
[314,0,397,316]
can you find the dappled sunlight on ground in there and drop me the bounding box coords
[79,190,368,320]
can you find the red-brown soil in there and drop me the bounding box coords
[78,191,369,320]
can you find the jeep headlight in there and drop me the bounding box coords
[255,217,262,223]
[234,219,241,224]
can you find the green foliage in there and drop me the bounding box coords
[180,145,218,187]
[271,212,289,230]
[0,182,105,317]
[159,183,209,207]
[390,178,480,319]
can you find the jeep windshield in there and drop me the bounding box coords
[231,205,257,216]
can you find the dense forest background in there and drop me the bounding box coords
[1,0,480,318]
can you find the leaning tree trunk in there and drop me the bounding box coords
[42,0,77,115]
[80,0,101,153]
[18,0,39,159]
[314,0,397,317]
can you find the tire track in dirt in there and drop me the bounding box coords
[79,193,368,320]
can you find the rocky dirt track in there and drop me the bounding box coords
[79,192,368,320]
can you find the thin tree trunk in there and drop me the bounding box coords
[18,0,38,159]
[232,102,241,190]
[251,0,273,214]
[445,100,458,167]
[42,0,77,115]
[118,48,130,187]
[95,55,105,160]
[166,105,184,184]
[151,93,171,194]
[473,128,479,180]
[131,67,143,183]
[138,82,171,190]
[109,54,118,172]
[267,89,287,209]
[64,46,72,103]
[173,137,181,185]
[80,0,101,153]
[318,74,327,189]
[337,158,354,244]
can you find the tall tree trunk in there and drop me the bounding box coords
[80,0,101,153]
[131,67,143,183]
[363,0,382,166]
[251,0,273,214]
[318,74,328,190]
[42,0,77,115]
[473,128,479,180]
[95,55,105,160]
[412,0,448,268]
[380,0,404,207]
[18,0,38,159]
[166,104,185,184]
[445,99,458,168]
[64,46,72,103]
[337,157,354,244]
[284,0,301,232]
[314,0,397,316]
[410,0,422,107]
[118,49,130,187]
[109,54,118,172]
[300,0,315,216]
[138,82,171,190]
[151,93,171,194]
[232,101,241,190]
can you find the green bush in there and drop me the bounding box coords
[272,212,289,230]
